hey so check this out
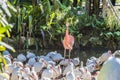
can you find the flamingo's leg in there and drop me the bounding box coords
[69,49,71,59]
[64,49,66,58]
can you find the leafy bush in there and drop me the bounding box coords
[0,0,16,72]
[9,0,120,50]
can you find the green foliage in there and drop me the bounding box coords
[9,0,120,50]
[0,0,16,73]
[0,54,7,72]
[0,0,16,52]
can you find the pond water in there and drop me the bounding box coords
[13,46,108,63]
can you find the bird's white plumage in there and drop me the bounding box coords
[66,71,75,80]
[17,53,26,62]
[28,57,36,66]
[63,62,74,76]
[33,62,44,73]
[98,50,112,63]
[26,51,36,59]
[97,56,120,80]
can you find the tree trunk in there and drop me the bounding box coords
[93,0,99,17]
[85,0,91,15]
[73,0,77,7]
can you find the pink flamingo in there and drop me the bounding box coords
[63,21,74,59]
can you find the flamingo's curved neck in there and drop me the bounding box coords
[65,26,69,36]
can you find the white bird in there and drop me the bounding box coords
[86,57,97,66]
[63,62,75,76]
[72,57,80,66]
[42,56,53,62]
[17,53,26,62]
[59,59,70,66]
[80,61,84,68]
[21,68,30,80]
[33,62,44,74]
[64,62,75,80]
[73,68,83,79]
[26,51,36,59]
[49,61,56,66]
[49,52,64,62]
[5,64,14,75]
[20,64,31,80]
[41,77,51,80]
[41,65,54,79]
[98,50,112,64]
[97,50,120,80]
[39,58,49,67]
[23,64,39,80]
[46,51,56,58]
[4,55,12,64]
[66,71,75,80]
[79,67,91,80]
[3,50,10,56]
[3,50,13,64]
[38,55,56,67]
[28,57,36,66]
[11,67,23,80]
[30,67,38,80]
[52,64,62,79]
[86,63,96,72]
[13,61,24,68]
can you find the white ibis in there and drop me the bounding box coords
[17,53,26,62]
[63,62,75,76]
[3,50,11,56]
[30,68,39,80]
[4,55,12,64]
[3,50,13,64]
[41,65,54,79]
[97,50,120,80]
[73,68,83,79]
[39,58,49,68]
[59,59,70,66]
[52,64,62,79]
[86,64,96,73]
[33,62,44,76]
[46,51,56,58]
[41,77,51,80]
[72,57,80,66]
[49,52,64,62]
[5,64,14,75]
[98,50,112,64]
[28,57,36,66]
[86,57,97,66]
[66,71,75,80]
[11,67,23,80]
[26,51,36,59]
[13,61,24,68]
[79,67,91,80]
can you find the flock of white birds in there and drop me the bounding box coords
[0,49,119,80]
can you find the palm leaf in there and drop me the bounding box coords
[0,41,15,52]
